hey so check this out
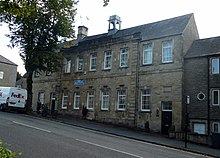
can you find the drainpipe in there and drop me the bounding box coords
[207,57,210,136]
[134,33,141,127]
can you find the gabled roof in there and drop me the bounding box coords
[185,36,220,58]
[81,13,194,42]
[0,54,17,66]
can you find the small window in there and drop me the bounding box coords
[101,91,110,110]
[212,90,220,106]
[143,43,153,65]
[38,92,45,104]
[213,122,220,133]
[87,91,94,110]
[104,50,112,70]
[193,123,205,134]
[162,40,173,63]
[73,92,80,109]
[212,58,219,74]
[163,86,172,94]
[0,71,4,79]
[77,56,83,72]
[90,53,97,71]
[62,92,68,109]
[117,89,126,111]
[120,48,128,67]
[141,89,150,111]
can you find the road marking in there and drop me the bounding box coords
[76,138,143,158]
[12,121,51,133]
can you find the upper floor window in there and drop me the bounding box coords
[143,43,153,65]
[0,71,4,79]
[162,40,173,63]
[120,48,128,67]
[64,58,71,73]
[212,58,219,74]
[73,91,80,109]
[141,89,151,111]
[90,53,97,71]
[212,89,220,106]
[77,56,83,72]
[213,122,220,133]
[87,91,94,110]
[104,50,112,70]
[101,91,110,111]
[117,89,126,111]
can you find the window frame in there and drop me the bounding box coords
[90,53,97,71]
[120,48,128,68]
[212,89,220,106]
[117,89,126,111]
[101,91,110,111]
[212,58,219,74]
[77,56,84,72]
[143,43,153,65]
[162,40,173,63]
[87,91,94,110]
[213,122,220,133]
[141,89,151,111]
[0,71,4,79]
[104,50,112,70]
[64,59,71,73]
[61,92,68,109]
[73,92,80,109]
[162,101,172,111]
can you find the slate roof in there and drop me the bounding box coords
[0,54,17,66]
[81,13,193,43]
[185,36,220,58]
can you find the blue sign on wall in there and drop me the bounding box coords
[74,80,86,86]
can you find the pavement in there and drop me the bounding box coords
[31,113,220,158]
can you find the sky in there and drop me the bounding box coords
[1,0,220,75]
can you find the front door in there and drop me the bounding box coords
[161,101,173,135]
[161,111,172,135]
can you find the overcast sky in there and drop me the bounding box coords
[1,0,220,75]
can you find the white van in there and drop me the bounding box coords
[0,87,27,111]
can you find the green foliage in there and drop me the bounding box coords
[0,140,22,158]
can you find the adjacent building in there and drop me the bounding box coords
[184,36,220,144]
[32,13,199,134]
[0,54,17,87]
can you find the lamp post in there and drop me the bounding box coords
[185,95,190,148]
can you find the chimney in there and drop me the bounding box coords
[77,26,88,40]
[108,15,121,35]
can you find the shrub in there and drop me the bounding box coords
[0,140,22,158]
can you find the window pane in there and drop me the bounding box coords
[141,89,150,111]
[74,92,80,109]
[102,91,109,110]
[90,54,97,71]
[87,91,94,109]
[118,90,126,110]
[0,71,4,79]
[162,40,173,63]
[213,90,219,105]
[104,51,112,69]
[143,43,153,64]
[120,48,128,67]
[194,123,205,134]
[212,59,219,74]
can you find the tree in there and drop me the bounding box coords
[0,0,77,111]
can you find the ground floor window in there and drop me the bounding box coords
[87,91,94,110]
[117,89,126,111]
[193,123,205,134]
[73,92,80,109]
[62,92,68,109]
[162,101,172,111]
[38,92,45,105]
[141,89,150,111]
[213,122,220,133]
[101,91,109,110]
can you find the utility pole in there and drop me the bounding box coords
[185,95,190,148]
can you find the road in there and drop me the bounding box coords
[0,111,211,158]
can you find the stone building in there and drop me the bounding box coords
[0,54,17,87]
[32,13,199,134]
[184,36,220,144]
